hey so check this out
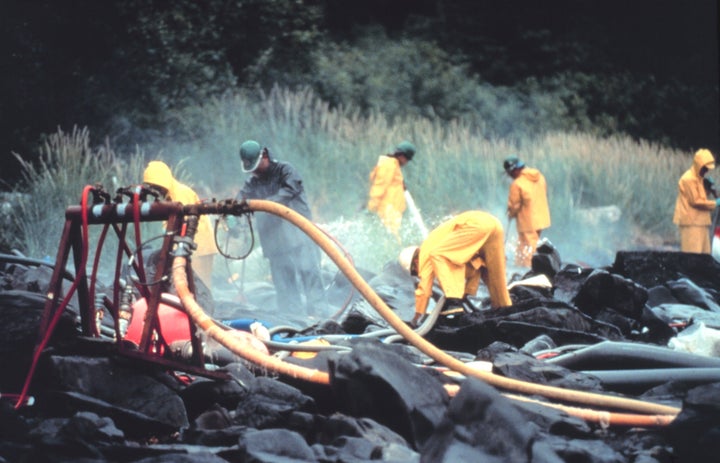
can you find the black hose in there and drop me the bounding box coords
[546,340,720,370]
[0,252,75,281]
[585,367,720,389]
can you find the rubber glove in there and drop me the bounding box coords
[715,198,720,207]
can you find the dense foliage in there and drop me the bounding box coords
[2,0,717,187]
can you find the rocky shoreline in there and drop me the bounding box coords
[1,248,720,462]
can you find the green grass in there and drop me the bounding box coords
[5,88,700,277]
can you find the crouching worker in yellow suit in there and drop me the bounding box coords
[143,160,218,290]
[400,210,512,327]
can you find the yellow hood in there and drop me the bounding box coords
[692,149,716,175]
[143,160,175,192]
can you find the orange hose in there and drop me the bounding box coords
[172,257,329,384]
[442,384,675,427]
[170,200,680,422]
[239,200,680,418]
[504,393,677,428]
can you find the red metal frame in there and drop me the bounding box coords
[38,199,219,376]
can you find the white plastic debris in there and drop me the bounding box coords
[668,322,720,357]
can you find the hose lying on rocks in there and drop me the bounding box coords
[173,199,681,419]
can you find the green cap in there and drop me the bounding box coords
[395,141,416,160]
[240,140,263,172]
[503,156,525,174]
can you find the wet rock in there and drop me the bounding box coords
[604,431,673,463]
[646,284,676,306]
[665,277,720,312]
[550,264,594,304]
[3,263,54,293]
[635,306,677,345]
[509,282,554,301]
[426,299,622,353]
[545,436,626,463]
[133,453,231,463]
[0,399,30,441]
[665,382,720,462]
[22,412,128,461]
[313,435,419,462]
[0,290,78,391]
[192,404,234,430]
[329,340,449,449]
[237,428,317,462]
[531,239,563,278]
[649,303,720,329]
[26,411,126,458]
[573,269,648,319]
[647,278,720,330]
[313,413,420,463]
[421,377,564,462]
[5,249,720,462]
[233,376,316,429]
[179,374,249,421]
[316,413,411,449]
[181,423,247,447]
[39,355,189,433]
[612,250,720,290]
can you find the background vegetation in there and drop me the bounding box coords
[1,1,716,279]
[3,89,691,278]
[2,1,717,184]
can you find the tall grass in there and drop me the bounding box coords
[7,127,147,261]
[4,88,699,277]
[152,86,692,267]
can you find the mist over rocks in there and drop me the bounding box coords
[1,248,720,462]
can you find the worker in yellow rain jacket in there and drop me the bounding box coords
[143,160,218,289]
[367,141,416,240]
[504,156,551,267]
[400,211,512,327]
[673,148,720,253]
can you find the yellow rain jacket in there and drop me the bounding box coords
[507,167,551,233]
[143,161,217,258]
[673,149,716,227]
[673,149,717,253]
[367,155,406,235]
[414,211,512,317]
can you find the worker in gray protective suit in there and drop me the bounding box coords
[237,140,326,316]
